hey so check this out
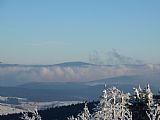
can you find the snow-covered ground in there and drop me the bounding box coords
[0,103,26,115]
[21,101,81,110]
[0,99,81,116]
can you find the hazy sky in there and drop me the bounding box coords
[0,0,160,64]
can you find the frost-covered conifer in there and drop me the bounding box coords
[69,85,132,120]
[93,85,132,120]
[21,107,41,120]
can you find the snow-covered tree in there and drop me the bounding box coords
[133,84,160,120]
[68,115,77,120]
[93,85,112,120]
[146,104,160,120]
[69,85,132,120]
[68,103,91,120]
[93,86,132,120]
[21,112,31,120]
[77,102,91,120]
[21,107,41,120]
[145,84,153,106]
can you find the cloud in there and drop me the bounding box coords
[106,49,143,65]
[89,49,144,65]
[89,50,104,65]
[0,63,160,86]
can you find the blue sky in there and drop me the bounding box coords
[0,0,160,64]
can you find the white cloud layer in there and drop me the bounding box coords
[0,64,160,86]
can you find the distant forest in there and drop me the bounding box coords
[0,102,97,120]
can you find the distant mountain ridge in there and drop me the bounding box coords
[0,62,160,75]
[0,61,93,67]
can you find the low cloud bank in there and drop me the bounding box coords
[0,63,160,86]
